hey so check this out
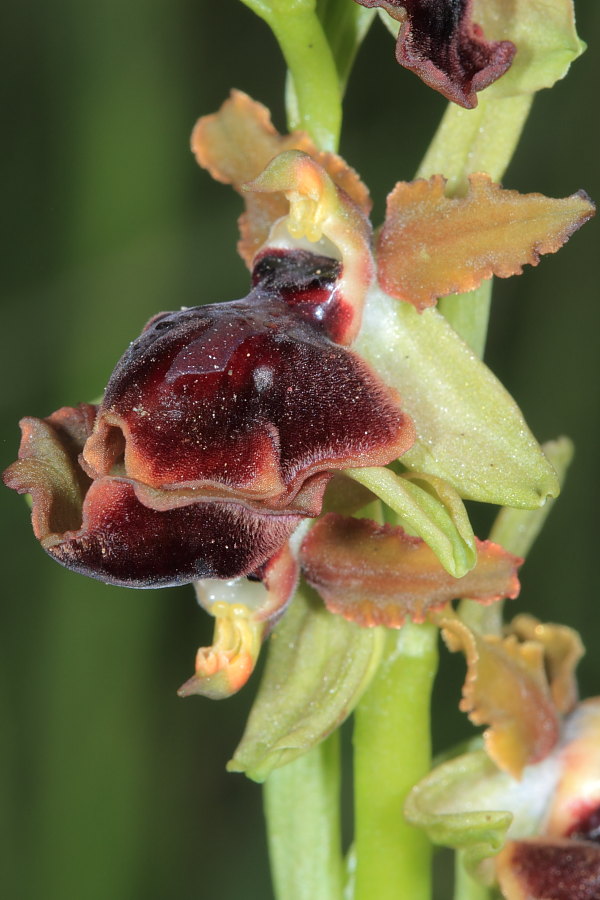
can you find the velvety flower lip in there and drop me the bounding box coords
[352,0,516,107]
[4,249,414,590]
[83,250,414,506]
[3,404,304,589]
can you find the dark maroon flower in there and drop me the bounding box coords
[4,250,414,592]
[354,0,516,107]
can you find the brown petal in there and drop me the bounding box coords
[3,406,304,587]
[191,90,371,265]
[441,619,560,777]
[377,173,595,311]
[509,614,584,715]
[44,477,304,588]
[496,838,600,900]
[354,0,515,107]
[300,514,521,628]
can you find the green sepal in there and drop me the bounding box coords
[356,287,560,509]
[404,750,513,872]
[344,467,476,578]
[488,436,574,557]
[227,584,384,782]
[475,0,586,100]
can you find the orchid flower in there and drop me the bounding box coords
[3,89,593,707]
[406,615,600,900]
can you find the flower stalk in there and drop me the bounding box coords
[264,732,344,900]
[353,623,438,900]
[240,0,342,151]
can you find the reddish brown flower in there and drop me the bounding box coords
[352,0,515,107]
[3,249,414,592]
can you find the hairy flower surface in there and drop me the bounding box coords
[4,251,413,591]
[352,0,515,107]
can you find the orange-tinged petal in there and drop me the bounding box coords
[509,614,584,716]
[191,90,370,266]
[300,514,521,628]
[496,838,600,900]
[178,601,265,700]
[377,173,595,311]
[441,619,560,778]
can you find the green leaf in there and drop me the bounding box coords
[228,584,384,782]
[474,0,586,100]
[344,467,476,578]
[356,287,560,509]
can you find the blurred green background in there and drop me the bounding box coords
[1,3,599,898]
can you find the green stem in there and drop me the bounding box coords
[264,732,344,900]
[353,624,438,900]
[241,0,341,151]
[416,95,533,192]
[454,852,491,900]
[317,0,376,91]
[416,94,533,354]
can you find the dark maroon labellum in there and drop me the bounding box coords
[4,250,414,590]
[353,0,515,108]
[508,839,600,900]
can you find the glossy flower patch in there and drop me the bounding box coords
[4,250,414,591]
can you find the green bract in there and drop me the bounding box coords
[404,749,517,871]
[228,585,384,781]
[356,287,560,510]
